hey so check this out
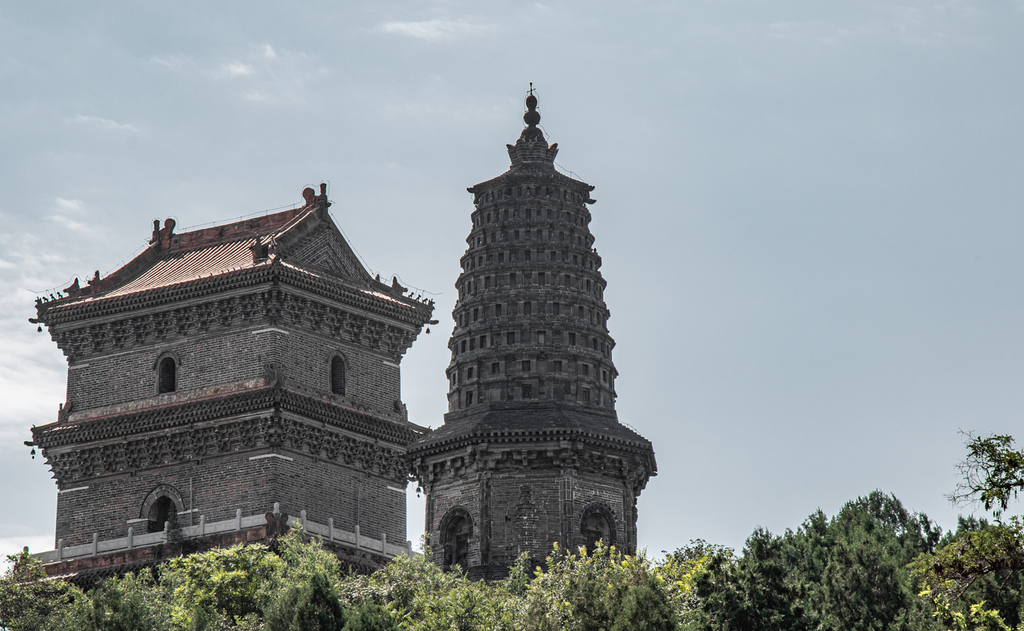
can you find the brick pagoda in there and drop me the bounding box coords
[28,184,433,583]
[409,93,657,578]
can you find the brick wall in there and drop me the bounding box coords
[67,323,401,417]
[55,448,407,547]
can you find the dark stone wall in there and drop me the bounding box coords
[54,446,407,547]
[424,462,632,573]
[66,320,401,417]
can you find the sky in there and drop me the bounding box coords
[2,0,1024,561]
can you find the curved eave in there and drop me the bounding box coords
[38,260,432,329]
[33,384,426,452]
[467,168,595,197]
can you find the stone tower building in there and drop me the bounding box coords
[409,94,657,578]
[29,185,433,581]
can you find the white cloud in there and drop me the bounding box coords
[54,198,85,213]
[262,44,277,59]
[378,18,493,42]
[66,114,139,133]
[220,60,254,77]
[46,198,93,234]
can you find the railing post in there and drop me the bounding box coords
[164,520,170,540]
[57,539,64,562]
[273,502,280,515]
[300,510,306,528]
[354,525,360,548]
[328,517,334,541]
[381,532,387,550]
[127,527,134,550]
[92,533,98,556]
[199,514,206,536]
[235,509,242,531]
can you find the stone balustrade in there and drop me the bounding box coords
[32,505,414,564]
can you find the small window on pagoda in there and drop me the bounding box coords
[524,302,532,316]
[158,357,177,394]
[466,391,474,405]
[507,332,516,345]
[331,356,346,396]
[491,362,500,374]
[522,383,533,399]
[522,360,531,372]
[582,388,590,403]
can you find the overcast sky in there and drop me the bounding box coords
[2,0,1024,560]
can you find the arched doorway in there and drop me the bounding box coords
[148,496,175,533]
[580,504,617,553]
[440,508,473,572]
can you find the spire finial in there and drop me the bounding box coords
[524,84,540,126]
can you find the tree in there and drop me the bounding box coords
[0,549,78,631]
[689,491,943,631]
[911,432,1024,631]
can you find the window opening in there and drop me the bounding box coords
[158,357,177,394]
[331,356,346,395]
[148,496,175,534]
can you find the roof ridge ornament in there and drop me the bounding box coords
[508,84,557,165]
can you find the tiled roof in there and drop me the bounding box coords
[93,237,267,301]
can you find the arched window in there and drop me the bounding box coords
[580,504,617,553]
[158,356,176,393]
[440,508,473,572]
[330,355,346,396]
[140,484,183,534]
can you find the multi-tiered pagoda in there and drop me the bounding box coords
[409,92,657,579]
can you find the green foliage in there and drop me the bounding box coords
[60,569,171,631]
[689,491,943,631]
[911,431,1024,631]
[163,541,282,629]
[950,433,1024,512]
[0,550,79,631]
[523,542,678,631]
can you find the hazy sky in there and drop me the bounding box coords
[2,1,1023,560]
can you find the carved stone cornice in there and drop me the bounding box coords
[45,288,423,363]
[411,441,653,496]
[40,408,412,486]
[36,260,432,331]
[33,384,424,453]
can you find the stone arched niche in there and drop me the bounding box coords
[580,503,617,552]
[439,507,473,572]
[140,484,184,534]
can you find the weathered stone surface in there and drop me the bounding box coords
[410,93,656,578]
[30,186,432,577]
